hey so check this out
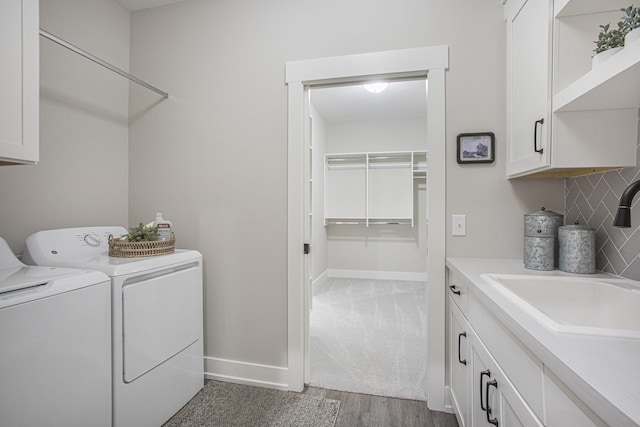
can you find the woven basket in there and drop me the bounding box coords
[108,233,175,258]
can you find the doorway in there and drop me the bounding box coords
[307,80,428,399]
[286,46,448,411]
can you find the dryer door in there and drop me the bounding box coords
[122,264,202,382]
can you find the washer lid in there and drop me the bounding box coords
[0,265,87,294]
[1,236,97,294]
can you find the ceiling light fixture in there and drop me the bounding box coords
[363,82,388,93]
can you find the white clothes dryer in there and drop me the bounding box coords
[24,226,204,427]
[0,237,111,427]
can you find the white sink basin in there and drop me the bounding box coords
[481,274,640,339]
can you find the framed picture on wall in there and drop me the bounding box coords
[456,132,495,164]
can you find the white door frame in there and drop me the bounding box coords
[285,46,448,411]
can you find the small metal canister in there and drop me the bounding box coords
[558,223,596,274]
[524,207,564,271]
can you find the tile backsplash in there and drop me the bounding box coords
[565,141,640,280]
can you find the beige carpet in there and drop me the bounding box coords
[164,380,340,427]
[310,278,428,400]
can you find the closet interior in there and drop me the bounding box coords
[307,79,429,400]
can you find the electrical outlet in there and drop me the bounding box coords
[452,215,466,236]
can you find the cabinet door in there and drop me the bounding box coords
[0,0,39,164]
[505,0,552,177]
[493,365,543,427]
[471,332,543,427]
[448,297,469,427]
[471,334,498,427]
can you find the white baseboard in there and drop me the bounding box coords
[204,356,289,390]
[443,386,456,414]
[328,269,427,282]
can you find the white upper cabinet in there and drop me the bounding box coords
[0,0,39,165]
[506,0,553,177]
[505,0,639,178]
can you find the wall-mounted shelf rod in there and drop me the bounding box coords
[39,29,169,99]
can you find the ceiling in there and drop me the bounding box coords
[114,0,188,11]
[310,80,427,124]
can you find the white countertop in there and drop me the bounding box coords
[446,257,640,427]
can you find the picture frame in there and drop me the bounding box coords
[456,132,495,164]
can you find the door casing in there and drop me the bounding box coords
[285,46,448,411]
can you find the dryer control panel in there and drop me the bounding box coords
[24,226,128,262]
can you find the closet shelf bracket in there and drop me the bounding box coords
[39,29,169,99]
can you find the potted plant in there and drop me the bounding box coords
[621,5,640,47]
[593,22,626,67]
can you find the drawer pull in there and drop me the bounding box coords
[457,332,467,365]
[534,118,544,154]
[480,369,491,411]
[486,379,499,426]
[449,285,461,295]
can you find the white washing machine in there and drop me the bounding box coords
[24,226,204,427]
[0,236,111,427]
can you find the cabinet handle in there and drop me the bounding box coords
[449,285,461,295]
[457,332,467,365]
[486,379,499,426]
[480,369,491,411]
[533,118,544,154]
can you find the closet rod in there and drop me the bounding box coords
[39,29,169,99]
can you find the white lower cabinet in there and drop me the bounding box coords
[447,269,543,427]
[446,267,615,426]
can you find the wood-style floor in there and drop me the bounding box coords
[303,386,459,427]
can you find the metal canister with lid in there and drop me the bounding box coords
[558,222,596,274]
[524,207,564,271]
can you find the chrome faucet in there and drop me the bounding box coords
[613,180,640,227]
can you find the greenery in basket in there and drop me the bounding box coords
[621,5,640,32]
[594,22,627,53]
[124,223,159,242]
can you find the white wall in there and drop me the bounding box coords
[128,0,564,382]
[310,104,328,282]
[328,118,426,153]
[325,118,427,274]
[0,0,130,253]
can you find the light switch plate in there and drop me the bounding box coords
[452,214,466,236]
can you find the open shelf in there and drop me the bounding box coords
[553,42,640,112]
[554,0,630,18]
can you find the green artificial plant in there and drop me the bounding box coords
[594,22,627,53]
[621,5,640,32]
[125,223,159,242]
